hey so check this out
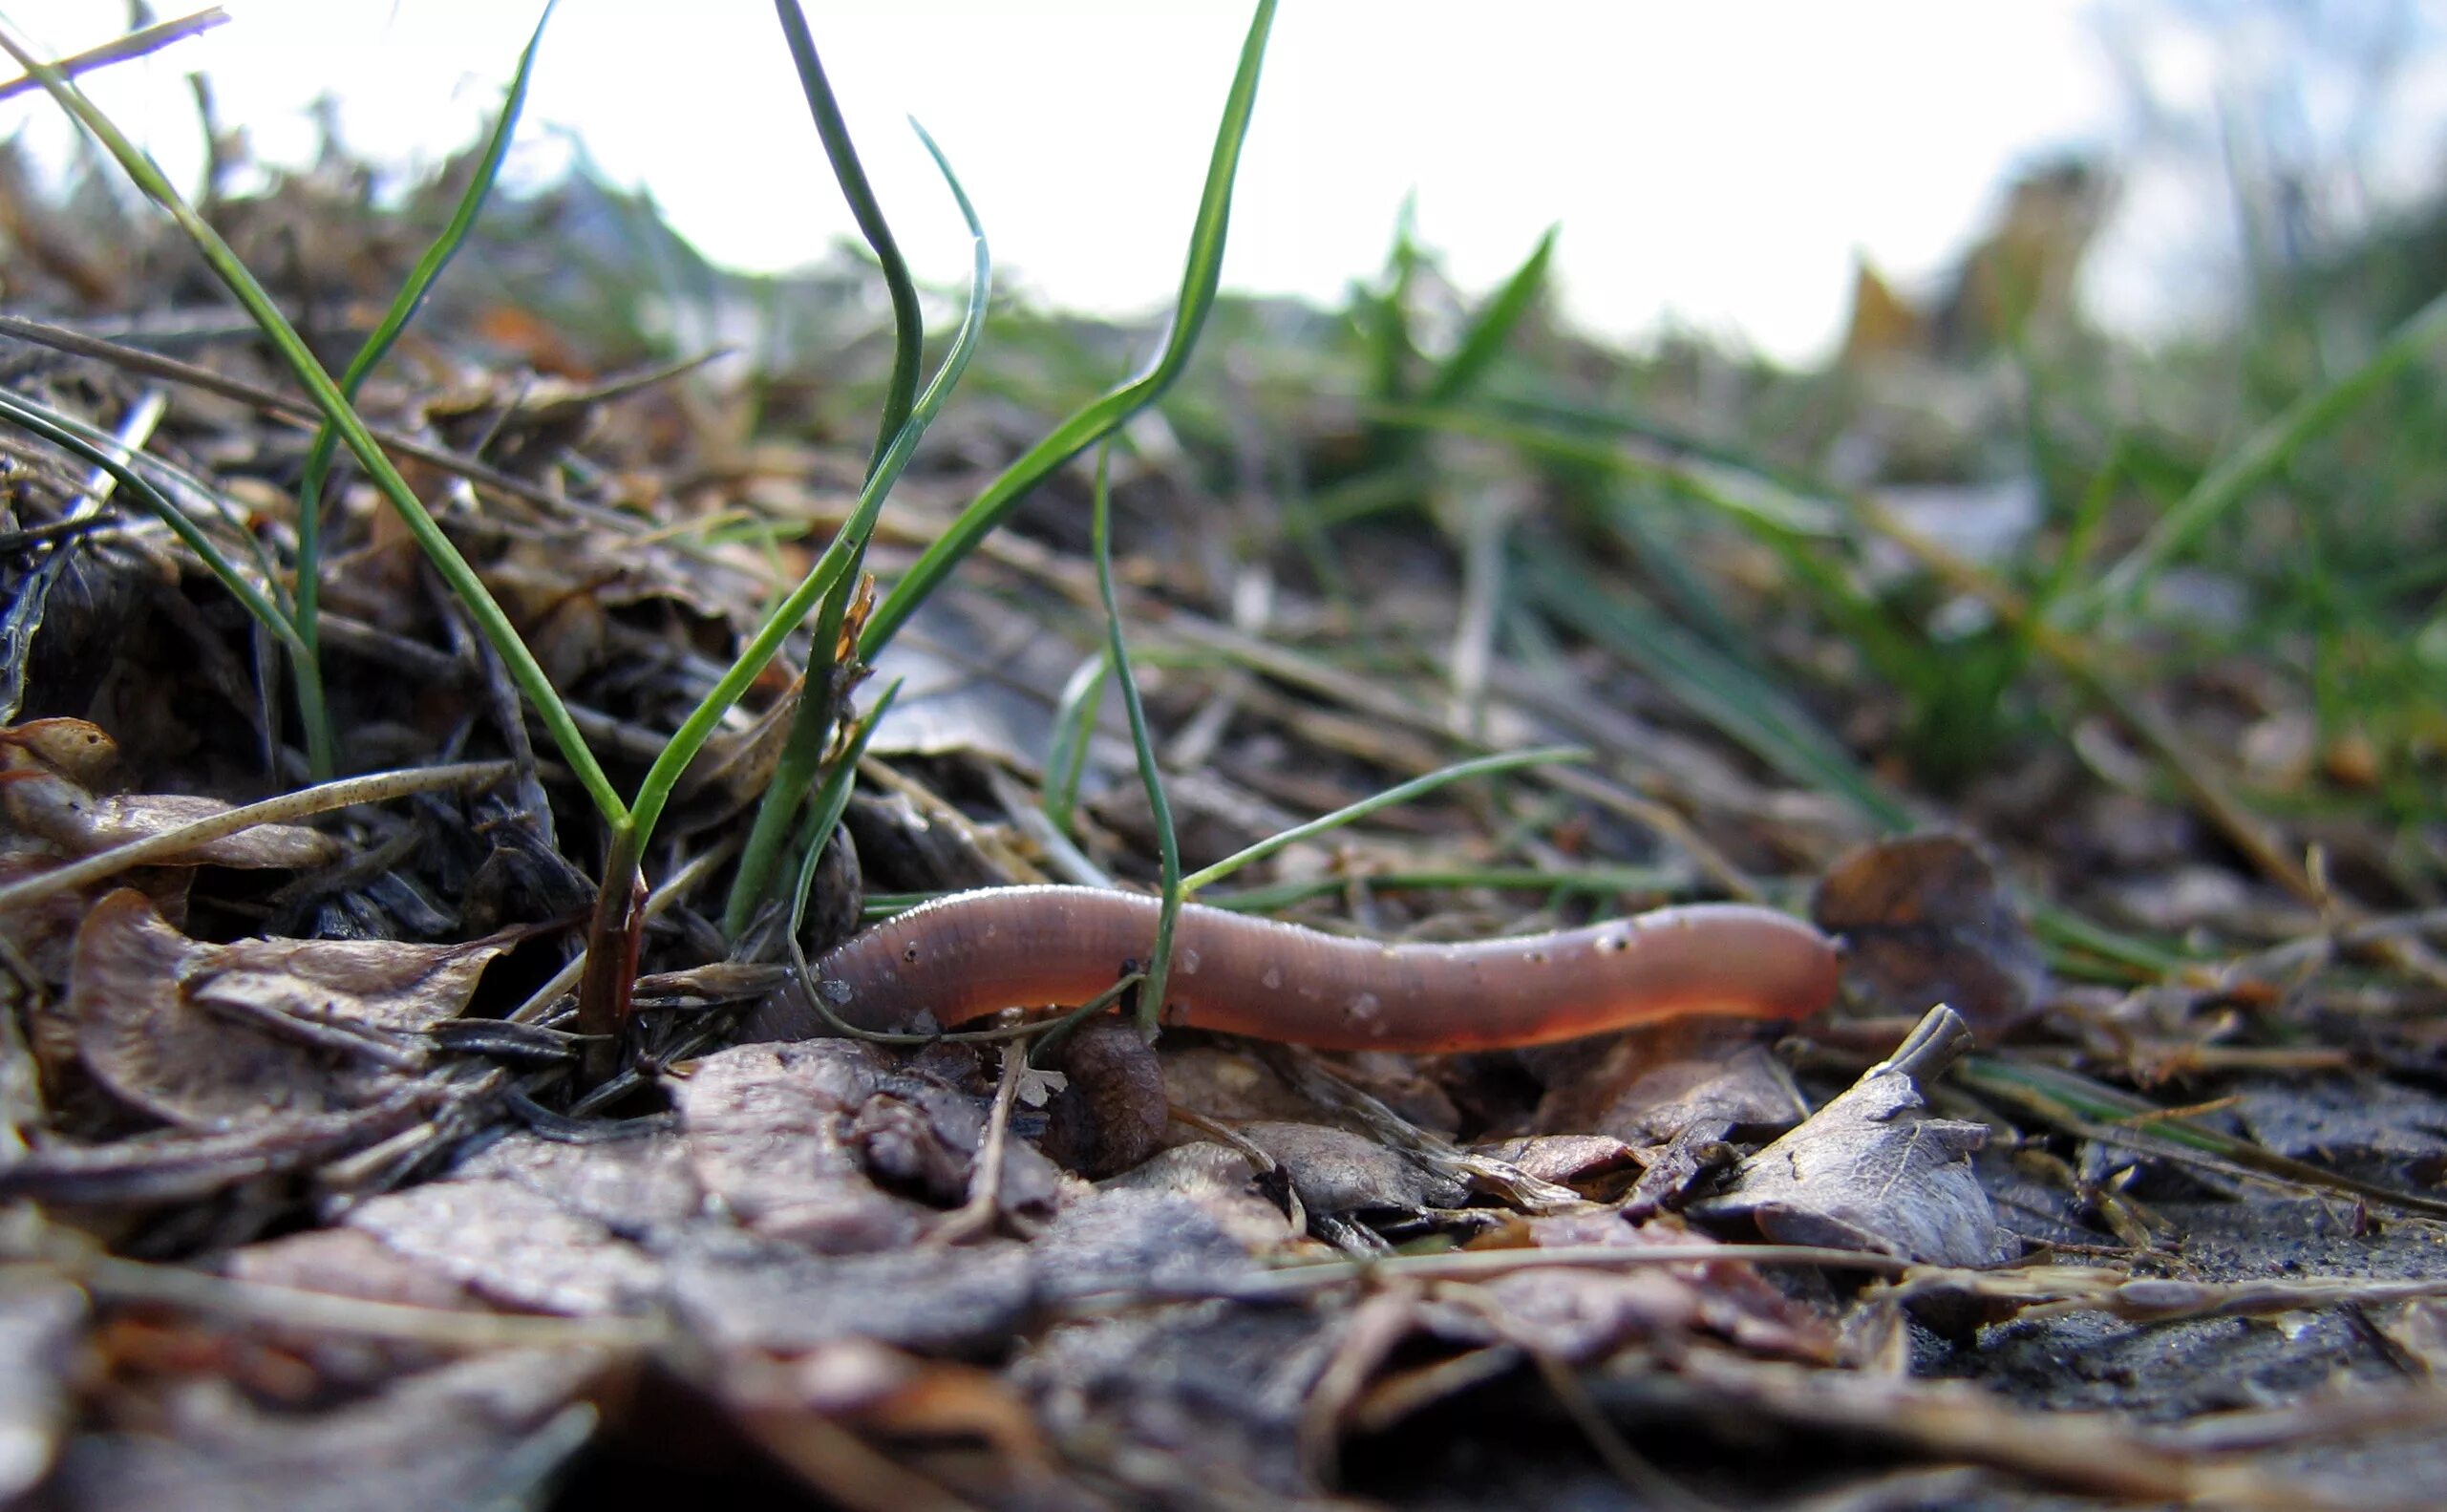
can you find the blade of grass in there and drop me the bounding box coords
[783,677,902,945]
[1040,648,1112,838]
[2086,283,2447,615]
[1422,225,1555,405]
[580,117,986,1079]
[1089,444,1185,1039]
[0,389,299,652]
[286,2,553,778]
[1958,1056,2447,1223]
[0,8,224,102]
[1368,401,1841,538]
[1203,862,1685,913]
[1363,197,1423,405]
[1519,541,1915,830]
[857,0,1276,660]
[0,21,625,825]
[626,118,987,852]
[1177,744,1590,894]
[722,8,934,937]
[773,0,921,468]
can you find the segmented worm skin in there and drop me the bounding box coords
[743,885,1840,1052]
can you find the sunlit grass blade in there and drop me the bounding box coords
[1178,744,1589,894]
[857,0,1277,660]
[1519,541,1915,830]
[1088,445,1184,1038]
[285,2,553,778]
[1423,225,1555,405]
[0,19,625,824]
[723,8,935,937]
[2086,283,2447,615]
[625,119,988,849]
[0,8,224,103]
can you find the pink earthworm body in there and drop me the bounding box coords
[743,885,1840,1052]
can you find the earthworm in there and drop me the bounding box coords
[741,885,1840,1053]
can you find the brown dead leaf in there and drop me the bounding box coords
[69,889,504,1130]
[0,717,117,785]
[1814,833,2046,1041]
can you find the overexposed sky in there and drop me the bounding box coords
[4,3,2439,362]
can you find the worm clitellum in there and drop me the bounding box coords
[742,885,1840,1052]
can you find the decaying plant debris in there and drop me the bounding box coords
[4,7,2447,1510]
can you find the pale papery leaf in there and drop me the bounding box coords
[69,890,504,1131]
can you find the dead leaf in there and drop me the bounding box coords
[1235,1120,1468,1216]
[1815,833,2046,1040]
[46,1348,605,1512]
[0,717,117,785]
[346,1176,667,1317]
[1695,1006,2006,1267]
[69,890,504,1130]
[673,1041,935,1253]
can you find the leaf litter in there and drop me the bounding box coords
[0,18,2443,1512]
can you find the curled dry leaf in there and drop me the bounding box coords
[0,718,118,785]
[1814,832,2047,1041]
[1694,1005,2007,1267]
[69,889,506,1130]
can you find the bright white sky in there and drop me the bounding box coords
[3,2,2426,363]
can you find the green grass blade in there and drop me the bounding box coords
[0,388,300,652]
[2088,283,2447,613]
[1178,744,1589,895]
[1040,648,1112,837]
[1423,225,1555,405]
[627,120,989,848]
[857,0,1277,660]
[286,2,553,777]
[1204,862,1684,913]
[784,677,903,945]
[773,0,922,465]
[1362,197,1423,404]
[1089,445,1184,1037]
[1519,541,1915,830]
[723,11,938,936]
[0,20,626,824]
[1369,401,1840,538]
